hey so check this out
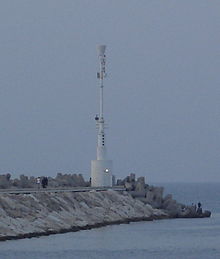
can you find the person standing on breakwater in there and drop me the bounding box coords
[41,177,48,188]
[36,177,41,189]
[197,202,202,214]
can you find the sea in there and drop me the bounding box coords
[0,182,220,259]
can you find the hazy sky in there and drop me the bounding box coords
[0,0,219,183]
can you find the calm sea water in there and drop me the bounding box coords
[0,183,220,259]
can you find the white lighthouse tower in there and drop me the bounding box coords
[91,45,113,187]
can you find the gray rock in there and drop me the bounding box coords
[0,174,11,189]
[135,177,146,192]
[0,191,167,239]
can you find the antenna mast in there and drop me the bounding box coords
[91,45,113,187]
[96,45,106,160]
[97,45,106,120]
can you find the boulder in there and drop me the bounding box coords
[130,191,146,198]
[125,181,134,191]
[0,174,12,189]
[135,177,146,192]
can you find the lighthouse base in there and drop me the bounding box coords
[91,160,113,187]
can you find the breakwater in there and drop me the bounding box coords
[0,190,168,241]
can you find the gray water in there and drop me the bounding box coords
[0,183,220,259]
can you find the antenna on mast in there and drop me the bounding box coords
[97,45,106,55]
[97,45,106,120]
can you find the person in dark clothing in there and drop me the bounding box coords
[197,202,202,214]
[41,177,48,188]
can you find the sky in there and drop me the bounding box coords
[0,0,219,183]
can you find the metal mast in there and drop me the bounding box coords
[97,45,106,160]
[91,45,113,187]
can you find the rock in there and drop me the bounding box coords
[116,179,123,186]
[135,177,146,192]
[0,191,168,240]
[125,182,134,191]
[161,194,173,209]
[143,186,164,208]
[202,210,211,217]
[0,174,12,189]
[130,191,146,198]
[137,176,145,184]
[19,175,31,188]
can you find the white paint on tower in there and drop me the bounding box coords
[91,45,113,187]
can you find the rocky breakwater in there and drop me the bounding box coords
[0,190,168,241]
[117,174,211,219]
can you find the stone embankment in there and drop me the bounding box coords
[118,174,211,219]
[0,173,211,241]
[0,190,168,241]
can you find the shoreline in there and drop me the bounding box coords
[0,214,170,242]
[0,212,211,242]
